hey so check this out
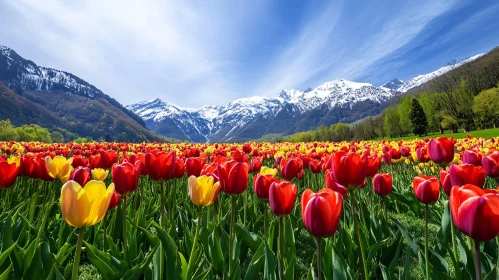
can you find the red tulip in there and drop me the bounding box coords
[32,156,53,181]
[254,174,280,200]
[416,147,431,163]
[280,158,303,180]
[89,154,101,169]
[482,152,499,179]
[186,157,206,177]
[427,137,455,164]
[218,160,249,195]
[301,188,342,237]
[100,150,119,169]
[242,143,252,154]
[366,156,382,177]
[390,148,401,160]
[440,169,452,195]
[449,164,486,189]
[372,173,393,197]
[331,151,367,189]
[382,152,391,165]
[450,184,499,241]
[400,147,411,157]
[250,157,263,173]
[308,159,322,174]
[324,169,347,198]
[173,158,185,179]
[112,161,141,195]
[412,175,440,204]
[200,162,220,182]
[0,161,20,189]
[71,155,89,168]
[68,166,91,187]
[232,150,249,163]
[269,181,297,216]
[146,152,176,182]
[108,191,122,210]
[128,153,149,175]
[462,150,482,166]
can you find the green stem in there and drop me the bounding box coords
[122,195,128,262]
[229,195,236,276]
[496,237,499,272]
[264,202,268,243]
[351,189,367,280]
[383,196,387,217]
[160,182,165,280]
[279,216,285,280]
[317,237,322,280]
[450,207,459,272]
[474,239,481,280]
[243,191,247,226]
[103,214,107,251]
[72,227,85,280]
[425,204,429,280]
[186,207,203,279]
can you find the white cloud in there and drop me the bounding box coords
[253,0,459,96]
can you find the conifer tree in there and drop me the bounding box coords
[409,98,428,136]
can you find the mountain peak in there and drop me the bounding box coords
[381,79,404,90]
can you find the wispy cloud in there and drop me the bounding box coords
[0,0,497,108]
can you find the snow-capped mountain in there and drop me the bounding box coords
[395,54,485,93]
[129,53,485,143]
[1,46,101,98]
[381,79,404,91]
[0,45,164,142]
[128,79,398,142]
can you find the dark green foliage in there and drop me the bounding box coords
[409,98,427,136]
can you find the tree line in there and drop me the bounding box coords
[0,119,92,143]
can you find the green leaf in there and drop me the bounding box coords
[392,217,419,253]
[179,252,188,280]
[332,245,348,280]
[0,242,16,268]
[264,243,277,280]
[121,244,158,280]
[84,241,128,280]
[484,267,497,280]
[0,264,12,280]
[244,242,265,280]
[151,221,182,279]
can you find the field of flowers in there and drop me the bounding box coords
[1,137,499,280]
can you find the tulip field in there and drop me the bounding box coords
[1,137,499,280]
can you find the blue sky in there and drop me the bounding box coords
[1,0,498,108]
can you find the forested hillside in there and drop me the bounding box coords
[285,47,499,142]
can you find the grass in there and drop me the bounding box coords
[381,127,499,141]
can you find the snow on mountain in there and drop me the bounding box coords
[0,45,101,98]
[396,54,485,93]
[381,79,404,91]
[128,52,483,142]
[128,78,397,142]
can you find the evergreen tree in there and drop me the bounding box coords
[409,98,428,136]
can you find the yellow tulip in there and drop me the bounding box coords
[188,175,221,207]
[60,166,74,184]
[60,180,114,228]
[45,156,73,179]
[92,168,109,181]
[260,166,277,176]
[7,156,20,167]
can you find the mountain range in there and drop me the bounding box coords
[0,44,485,143]
[0,45,166,142]
[128,54,484,142]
